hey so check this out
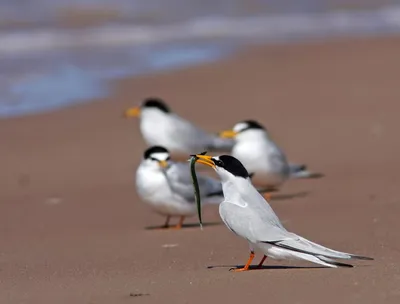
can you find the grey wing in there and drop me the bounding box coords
[219,192,290,243]
[166,162,222,202]
[266,142,290,175]
[170,114,215,150]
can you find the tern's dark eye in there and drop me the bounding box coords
[213,159,224,167]
[150,157,158,162]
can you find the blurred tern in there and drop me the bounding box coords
[193,154,373,271]
[135,146,223,229]
[219,120,322,197]
[125,97,234,155]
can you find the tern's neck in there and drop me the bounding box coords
[140,108,171,123]
[221,177,254,204]
[236,130,270,143]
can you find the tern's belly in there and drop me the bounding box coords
[137,184,196,216]
[141,123,170,147]
[147,200,196,216]
[136,169,196,216]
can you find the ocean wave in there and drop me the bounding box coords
[1,4,400,118]
[0,42,230,118]
[1,5,400,57]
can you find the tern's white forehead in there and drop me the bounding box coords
[148,152,170,161]
[233,122,249,133]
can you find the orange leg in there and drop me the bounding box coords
[257,255,268,268]
[154,215,185,230]
[171,216,185,229]
[263,192,272,201]
[230,251,255,272]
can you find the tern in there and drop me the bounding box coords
[193,154,372,271]
[135,146,223,229]
[219,120,322,198]
[125,97,234,156]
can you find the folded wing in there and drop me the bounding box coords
[166,162,223,203]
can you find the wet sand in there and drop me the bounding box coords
[1,36,400,303]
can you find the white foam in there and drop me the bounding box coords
[1,5,400,57]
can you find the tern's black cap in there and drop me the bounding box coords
[239,120,265,131]
[144,146,169,159]
[213,155,249,178]
[142,97,170,113]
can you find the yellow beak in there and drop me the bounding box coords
[194,154,216,169]
[159,160,168,168]
[124,107,140,118]
[219,129,237,138]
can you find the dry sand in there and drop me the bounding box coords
[1,36,400,304]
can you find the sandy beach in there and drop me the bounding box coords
[1,36,400,303]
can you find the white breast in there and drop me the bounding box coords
[139,110,175,147]
[136,165,171,205]
[135,164,197,216]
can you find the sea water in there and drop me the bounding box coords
[1,0,400,118]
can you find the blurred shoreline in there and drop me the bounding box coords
[1,1,400,118]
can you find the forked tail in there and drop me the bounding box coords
[289,163,324,179]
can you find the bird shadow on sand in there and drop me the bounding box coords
[207,264,327,271]
[145,221,222,231]
[208,263,372,270]
[270,191,310,201]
